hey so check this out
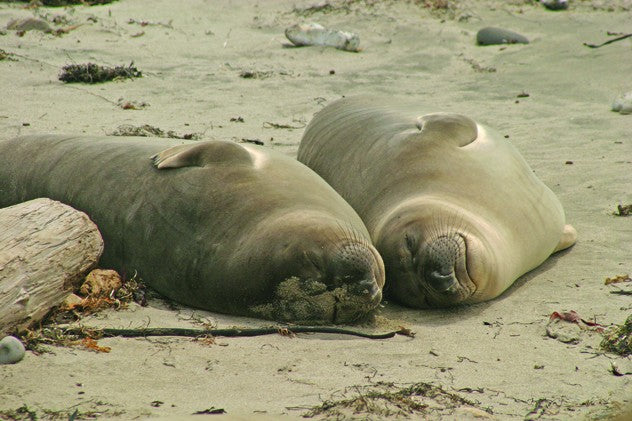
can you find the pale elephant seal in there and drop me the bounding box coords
[0,135,384,324]
[297,96,576,308]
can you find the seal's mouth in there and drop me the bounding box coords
[248,241,385,325]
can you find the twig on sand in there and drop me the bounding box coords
[584,33,632,48]
[62,326,415,340]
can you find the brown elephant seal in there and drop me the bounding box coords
[297,96,576,308]
[0,135,384,324]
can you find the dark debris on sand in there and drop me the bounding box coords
[601,315,632,356]
[613,204,632,216]
[1,0,118,6]
[59,62,141,83]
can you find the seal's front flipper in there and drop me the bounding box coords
[553,224,577,253]
[152,141,253,169]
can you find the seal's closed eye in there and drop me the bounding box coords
[152,140,253,169]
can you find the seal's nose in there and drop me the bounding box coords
[427,268,458,293]
[348,278,382,303]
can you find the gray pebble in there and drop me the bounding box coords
[477,27,529,46]
[0,336,26,364]
[612,92,632,115]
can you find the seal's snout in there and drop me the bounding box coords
[348,278,382,305]
[333,242,385,301]
[420,233,472,304]
[426,268,458,293]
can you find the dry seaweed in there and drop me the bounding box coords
[601,315,632,356]
[613,204,632,216]
[239,69,273,79]
[116,98,149,110]
[109,124,200,140]
[605,274,631,285]
[0,49,17,61]
[303,381,490,418]
[59,62,141,84]
[3,0,118,6]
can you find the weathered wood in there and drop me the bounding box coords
[0,198,104,336]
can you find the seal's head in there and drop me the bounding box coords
[244,211,385,324]
[374,198,496,308]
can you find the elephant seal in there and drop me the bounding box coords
[0,135,384,324]
[297,96,576,308]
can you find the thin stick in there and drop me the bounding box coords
[63,326,413,340]
[584,33,632,48]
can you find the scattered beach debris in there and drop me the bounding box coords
[476,27,529,46]
[541,0,568,10]
[606,274,632,296]
[517,91,530,98]
[117,98,149,110]
[611,92,632,115]
[545,310,605,344]
[605,274,631,285]
[0,336,26,364]
[285,22,360,52]
[230,116,244,123]
[601,315,632,356]
[613,204,632,216]
[79,337,111,353]
[194,407,226,415]
[8,0,118,6]
[59,62,142,84]
[19,271,146,353]
[584,33,632,48]
[109,124,200,140]
[459,55,496,73]
[263,121,306,129]
[127,18,173,29]
[303,381,490,419]
[79,269,122,298]
[239,69,273,79]
[55,270,146,319]
[0,49,16,61]
[240,138,264,145]
[292,1,336,16]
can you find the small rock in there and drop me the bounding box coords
[285,22,360,52]
[612,91,632,115]
[6,17,52,33]
[541,0,569,10]
[0,336,26,364]
[476,27,529,46]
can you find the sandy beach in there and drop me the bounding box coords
[0,0,631,419]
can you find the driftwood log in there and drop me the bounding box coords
[0,198,103,336]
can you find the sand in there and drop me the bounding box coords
[0,0,631,419]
